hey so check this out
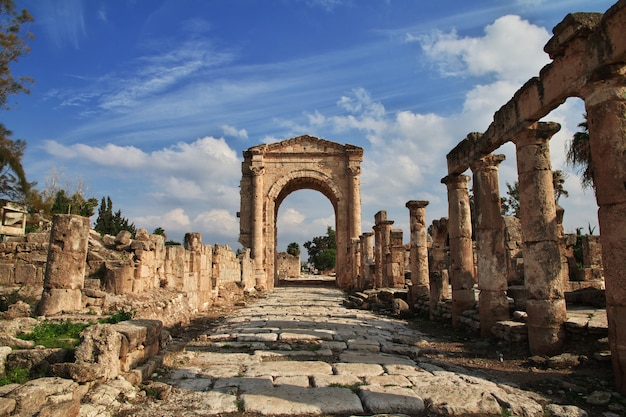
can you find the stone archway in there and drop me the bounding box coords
[239,135,363,290]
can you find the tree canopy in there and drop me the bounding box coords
[303,226,336,272]
[0,1,34,202]
[566,115,595,192]
[94,196,136,236]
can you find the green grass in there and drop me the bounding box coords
[0,367,30,386]
[17,319,89,349]
[98,308,134,324]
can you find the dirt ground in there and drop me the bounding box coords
[407,314,617,417]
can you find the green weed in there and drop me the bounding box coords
[0,367,30,386]
[17,319,89,349]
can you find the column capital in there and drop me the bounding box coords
[406,200,430,210]
[250,166,265,176]
[469,153,506,172]
[441,174,470,190]
[513,121,561,148]
[346,165,361,176]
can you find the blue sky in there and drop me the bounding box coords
[5,0,615,251]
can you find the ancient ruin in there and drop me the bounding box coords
[0,1,623,415]
[238,135,363,289]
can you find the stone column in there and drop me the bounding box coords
[348,166,362,241]
[583,75,626,393]
[470,154,509,337]
[442,174,475,327]
[380,219,395,288]
[360,232,374,288]
[429,218,449,320]
[251,166,265,289]
[406,200,430,304]
[373,211,386,288]
[514,122,565,356]
[38,214,90,315]
[350,237,360,289]
[389,229,404,288]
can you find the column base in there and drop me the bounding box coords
[479,290,510,337]
[526,299,566,356]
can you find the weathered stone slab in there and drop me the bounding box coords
[333,363,384,377]
[213,376,273,393]
[237,333,278,342]
[312,374,362,388]
[359,385,424,415]
[364,374,411,387]
[339,351,415,365]
[274,375,310,387]
[241,386,363,415]
[384,364,428,376]
[245,360,332,377]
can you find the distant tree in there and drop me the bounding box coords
[303,226,336,272]
[0,0,34,109]
[566,114,595,192]
[153,227,166,238]
[0,1,34,202]
[94,196,136,236]
[0,125,32,201]
[501,181,520,218]
[501,171,569,218]
[50,189,98,217]
[552,170,568,203]
[286,242,300,257]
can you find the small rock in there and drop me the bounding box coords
[586,390,611,405]
[544,403,588,417]
[547,353,580,369]
[594,351,611,361]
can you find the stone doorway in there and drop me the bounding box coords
[238,135,363,290]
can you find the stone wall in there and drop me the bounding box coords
[275,252,300,279]
[0,217,256,326]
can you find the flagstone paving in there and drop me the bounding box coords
[109,286,554,416]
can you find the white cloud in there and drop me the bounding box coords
[192,209,240,243]
[222,124,248,139]
[133,208,191,234]
[44,141,148,168]
[417,15,551,83]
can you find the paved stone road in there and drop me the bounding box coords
[109,286,550,416]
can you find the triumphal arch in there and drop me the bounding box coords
[238,135,363,290]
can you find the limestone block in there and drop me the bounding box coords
[115,230,132,245]
[5,377,79,417]
[74,324,122,380]
[38,288,82,315]
[0,263,13,285]
[103,261,134,295]
[0,397,16,416]
[14,263,38,285]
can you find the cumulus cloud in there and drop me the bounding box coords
[192,209,240,241]
[133,208,191,234]
[417,15,551,83]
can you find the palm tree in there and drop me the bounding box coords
[566,114,595,191]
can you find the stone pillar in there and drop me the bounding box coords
[470,154,509,337]
[406,200,430,305]
[360,232,374,289]
[442,174,475,327]
[251,166,265,289]
[373,211,386,288]
[350,237,360,289]
[38,214,90,315]
[514,122,565,356]
[380,219,395,288]
[583,75,626,393]
[429,218,449,320]
[348,166,362,241]
[389,229,404,288]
